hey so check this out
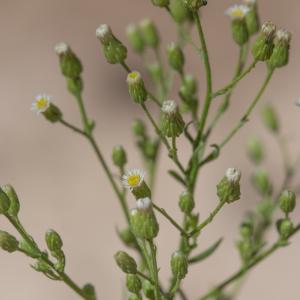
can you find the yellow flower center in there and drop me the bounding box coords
[127,175,141,187]
[230,8,245,18]
[36,98,49,110]
[129,72,138,79]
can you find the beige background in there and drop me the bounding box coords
[0,0,300,299]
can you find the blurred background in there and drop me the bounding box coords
[0,0,299,299]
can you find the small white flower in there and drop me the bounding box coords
[262,21,276,36]
[295,98,300,107]
[54,42,69,55]
[275,29,291,43]
[137,197,152,211]
[122,168,146,190]
[162,100,178,115]
[225,5,250,20]
[96,24,112,43]
[31,94,51,114]
[127,71,142,85]
[226,168,241,183]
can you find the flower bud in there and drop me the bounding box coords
[126,274,142,293]
[126,24,145,54]
[132,119,146,137]
[96,24,127,64]
[167,43,185,73]
[256,197,275,223]
[151,0,169,7]
[142,280,155,300]
[130,198,159,240]
[279,190,296,215]
[251,169,272,196]
[118,228,137,248]
[45,230,63,252]
[268,29,291,69]
[140,19,160,49]
[127,71,148,104]
[179,191,195,214]
[225,5,250,46]
[67,77,84,96]
[114,251,137,274]
[112,145,127,168]
[217,168,241,203]
[1,185,20,217]
[128,294,142,300]
[261,105,279,133]
[0,188,10,214]
[236,239,253,263]
[247,136,264,164]
[183,0,207,12]
[0,230,19,253]
[278,219,294,240]
[83,284,97,300]
[252,22,276,61]
[55,42,83,79]
[169,0,190,24]
[244,0,260,35]
[146,62,163,84]
[161,100,185,137]
[239,218,254,239]
[170,251,188,279]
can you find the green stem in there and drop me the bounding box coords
[148,240,161,300]
[75,94,91,134]
[59,119,86,135]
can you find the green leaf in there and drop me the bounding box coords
[188,238,223,264]
[168,170,186,186]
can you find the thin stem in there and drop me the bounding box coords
[148,240,161,300]
[59,119,86,136]
[75,94,91,134]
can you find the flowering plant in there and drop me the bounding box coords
[0,1,299,300]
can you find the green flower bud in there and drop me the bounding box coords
[261,105,279,133]
[55,43,83,79]
[128,294,142,300]
[217,168,241,203]
[83,284,97,300]
[142,280,155,300]
[144,140,158,160]
[256,197,275,223]
[67,77,84,96]
[226,5,250,46]
[126,24,145,54]
[161,100,185,137]
[0,230,19,253]
[244,0,260,35]
[183,0,207,12]
[182,74,198,95]
[179,191,195,214]
[278,219,294,240]
[251,169,272,196]
[43,103,63,123]
[118,228,137,248]
[279,190,296,215]
[1,185,20,217]
[146,62,163,84]
[130,198,159,240]
[127,71,148,104]
[140,19,160,49]
[239,218,254,239]
[247,136,264,164]
[126,274,142,293]
[45,230,63,252]
[114,251,137,274]
[151,0,169,7]
[132,119,146,137]
[96,24,127,64]
[252,21,276,61]
[0,188,10,214]
[112,145,127,168]
[236,239,253,263]
[169,0,190,24]
[170,251,188,279]
[268,29,291,69]
[167,43,185,73]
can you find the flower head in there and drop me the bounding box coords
[122,168,146,190]
[162,100,178,115]
[96,24,112,44]
[31,94,51,114]
[261,21,276,37]
[275,29,291,44]
[226,168,242,183]
[225,5,250,20]
[136,197,152,211]
[54,42,69,55]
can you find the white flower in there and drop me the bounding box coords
[127,71,142,85]
[96,24,112,43]
[136,197,152,211]
[31,94,51,114]
[122,168,146,190]
[262,21,276,36]
[226,168,241,183]
[162,100,178,115]
[225,5,250,20]
[54,42,69,55]
[275,29,291,43]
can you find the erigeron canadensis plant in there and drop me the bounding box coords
[0,1,299,299]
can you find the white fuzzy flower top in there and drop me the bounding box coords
[96,24,112,43]
[54,42,69,55]
[262,21,276,36]
[225,5,250,20]
[162,100,178,115]
[275,29,291,43]
[122,168,145,190]
[226,168,242,183]
[136,197,152,211]
[31,94,51,114]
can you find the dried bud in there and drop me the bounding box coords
[45,230,63,252]
[169,0,190,24]
[132,119,146,137]
[0,230,19,253]
[167,43,185,73]
[126,274,142,293]
[114,251,137,274]
[112,145,127,168]
[126,24,145,54]
[251,169,272,196]
[244,0,260,35]
[179,191,195,214]
[151,0,169,7]
[130,198,159,240]
[1,185,20,217]
[171,251,188,279]
[261,105,279,133]
[183,0,207,12]
[0,188,10,214]
[247,136,264,164]
[279,190,296,215]
[127,71,148,104]
[161,100,185,137]
[140,19,160,49]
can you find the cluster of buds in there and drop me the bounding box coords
[217,168,242,203]
[96,24,127,64]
